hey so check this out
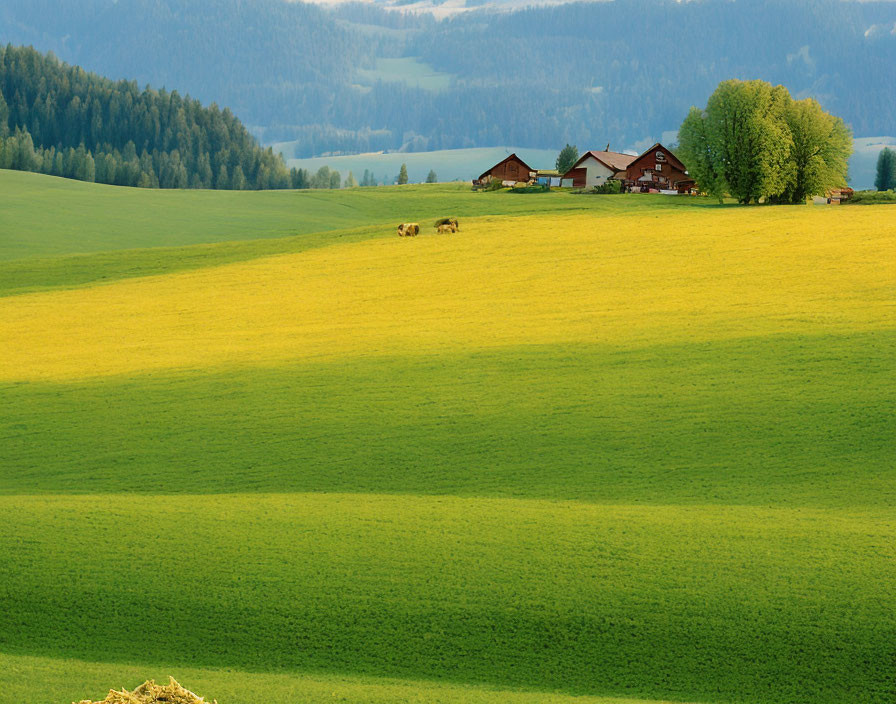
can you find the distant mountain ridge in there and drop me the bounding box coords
[1,0,894,158]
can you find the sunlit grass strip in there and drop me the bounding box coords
[2,208,892,381]
[0,652,687,704]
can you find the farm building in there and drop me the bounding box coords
[618,143,696,193]
[561,149,637,188]
[475,153,537,186]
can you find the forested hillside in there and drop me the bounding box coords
[2,0,893,159]
[0,46,289,188]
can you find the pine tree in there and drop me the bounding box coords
[0,136,12,169]
[556,144,578,174]
[41,146,56,174]
[344,170,358,188]
[875,148,896,191]
[53,150,65,178]
[290,167,309,189]
[398,163,408,184]
[198,153,213,188]
[426,169,437,183]
[311,166,330,189]
[329,170,341,189]
[0,91,8,138]
[14,129,39,171]
[231,164,247,190]
[257,164,271,190]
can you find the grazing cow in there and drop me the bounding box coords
[398,222,419,237]
[437,223,456,234]
[435,217,459,231]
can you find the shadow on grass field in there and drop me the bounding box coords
[1,333,892,506]
[1,171,894,704]
[0,495,892,704]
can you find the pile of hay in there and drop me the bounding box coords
[74,677,215,704]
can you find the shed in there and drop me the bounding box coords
[476,153,536,186]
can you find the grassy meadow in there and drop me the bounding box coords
[356,57,454,92]
[0,170,894,704]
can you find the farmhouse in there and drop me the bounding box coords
[475,143,697,192]
[476,153,536,186]
[561,148,637,188]
[618,143,695,193]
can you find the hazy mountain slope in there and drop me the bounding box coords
[0,0,357,125]
[1,0,894,157]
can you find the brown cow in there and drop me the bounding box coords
[397,222,420,237]
[437,223,456,234]
[435,217,459,231]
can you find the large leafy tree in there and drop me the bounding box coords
[781,98,852,203]
[678,107,723,201]
[708,80,791,203]
[875,148,896,191]
[678,80,851,204]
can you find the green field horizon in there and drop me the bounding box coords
[270,139,896,191]
[1,169,893,704]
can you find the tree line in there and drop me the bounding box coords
[0,45,295,189]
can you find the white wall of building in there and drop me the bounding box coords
[579,156,616,187]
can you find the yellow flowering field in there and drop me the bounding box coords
[2,207,892,381]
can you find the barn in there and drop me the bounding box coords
[618,143,695,193]
[561,149,637,188]
[475,153,536,186]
